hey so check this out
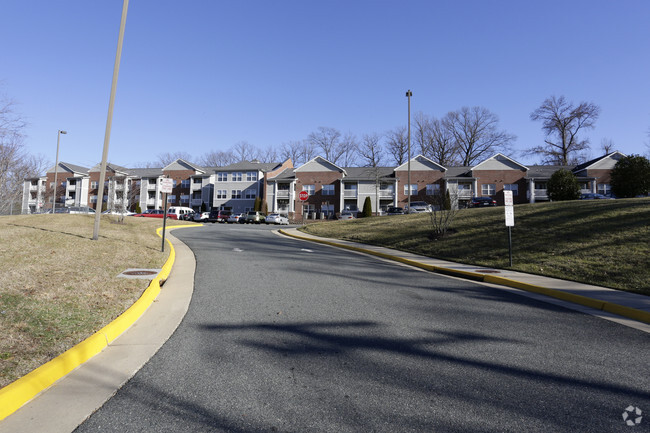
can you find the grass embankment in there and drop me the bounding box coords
[300,198,650,295]
[0,215,196,388]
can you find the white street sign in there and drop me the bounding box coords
[505,206,514,226]
[160,178,173,194]
[504,190,513,207]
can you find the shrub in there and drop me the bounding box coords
[547,169,580,201]
[360,196,372,218]
[610,155,650,198]
[253,197,261,211]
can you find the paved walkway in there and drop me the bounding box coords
[279,228,650,333]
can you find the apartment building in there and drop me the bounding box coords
[22,152,625,218]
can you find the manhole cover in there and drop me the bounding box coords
[123,270,158,276]
[117,268,162,279]
[475,269,500,273]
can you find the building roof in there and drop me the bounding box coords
[525,165,572,179]
[572,151,626,172]
[46,162,89,175]
[267,168,296,181]
[343,167,395,180]
[217,160,282,172]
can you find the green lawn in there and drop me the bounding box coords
[299,198,650,295]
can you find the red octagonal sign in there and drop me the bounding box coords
[299,190,309,201]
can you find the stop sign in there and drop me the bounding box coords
[298,190,309,201]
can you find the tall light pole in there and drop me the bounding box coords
[405,90,412,212]
[52,130,67,213]
[93,0,129,240]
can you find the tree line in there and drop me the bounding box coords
[156,96,634,169]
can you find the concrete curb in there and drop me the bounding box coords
[0,224,200,422]
[278,229,650,326]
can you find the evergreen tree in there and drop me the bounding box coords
[547,169,580,201]
[361,196,372,217]
[610,155,650,198]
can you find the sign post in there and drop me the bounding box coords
[298,190,309,223]
[160,178,173,252]
[504,190,514,267]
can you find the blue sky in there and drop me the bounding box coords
[2,0,649,168]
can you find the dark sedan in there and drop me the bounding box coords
[469,197,497,207]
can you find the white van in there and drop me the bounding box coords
[166,206,195,220]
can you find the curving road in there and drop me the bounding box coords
[75,224,650,432]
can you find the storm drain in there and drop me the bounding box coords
[117,269,162,279]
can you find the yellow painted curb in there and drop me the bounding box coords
[0,224,199,421]
[279,230,650,326]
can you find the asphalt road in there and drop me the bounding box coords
[75,224,650,432]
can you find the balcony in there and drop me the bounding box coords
[276,190,290,198]
[343,190,358,198]
[191,183,203,191]
[114,184,124,191]
[190,199,202,206]
[146,199,156,205]
[147,184,157,190]
[379,189,394,199]
[534,189,548,199]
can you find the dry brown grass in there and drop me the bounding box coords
[0,214,196,387]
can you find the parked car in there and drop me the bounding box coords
[265,213,289,225]
[580,193,613,200]
[167,206,195,220]
[338,211,356,220]
[133,209,168,218]
[405,201,432,213]
[68,206,96,214]
[227,213,245,223]
[244,211,266,224]
[469,197,497,207]
[102,209,135,216]
[193,212,210,222]
[386,206,404,215]
[53,207,70,214]
[207,209,231,223]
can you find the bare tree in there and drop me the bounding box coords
[358,133,385,167]
[413,112,435,157]
[157,151,195,166]
[259,146,279,163]
[446,106,516,166]
[232,141,260,162]
[529,95,600,165]
[307,127,345,164]
[0,94,44,215]
[280,140,305,165]
[199,150,236,167]
[338,132,358,167]
[429,118,459,166]
[385,126,408,165]
[600,138,615,154]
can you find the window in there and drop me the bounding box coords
[231,190,242,199]
[90,195,98,203]
[598,183,611,195]
[135,181,141,187]
[180,195,190,203]
[168,195,176,204]
[172,179,177,188]
[193,177,202,184]
[504,184,518,196]
[90,181,97,189]
[322,185,335,195]
[535,182,547,190]
[217,190,227,199]
[481,184,496,196]
[245,189,256,199]
[303,185,315,196]
[404,184,417,195]
[181,180,190,188]
[148,179,157,185]
[247,172,258,182]
[217,172,227,182]
[232,172,243,182]
[426,184,440,195]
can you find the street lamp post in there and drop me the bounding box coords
[52,130,67,214]
[405,90,412,212]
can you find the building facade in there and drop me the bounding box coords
[22,152,626,218]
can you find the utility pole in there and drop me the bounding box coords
[406,90,412,212]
